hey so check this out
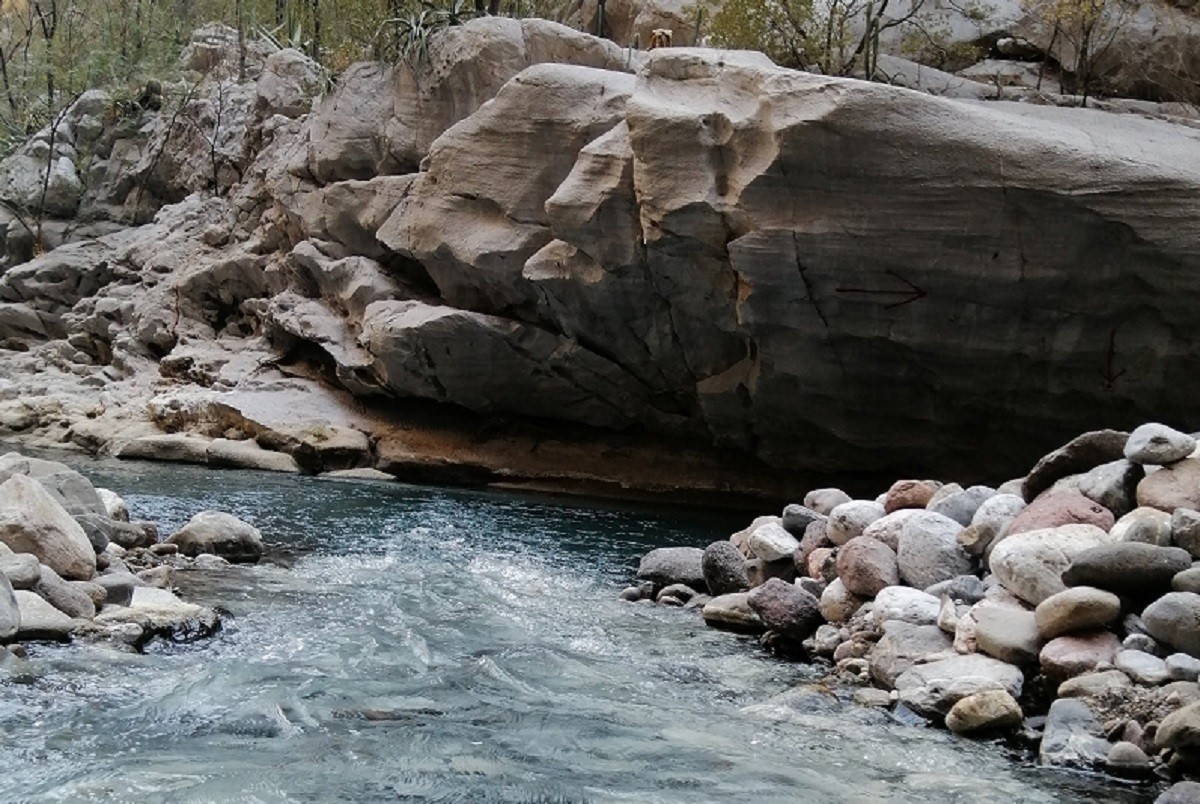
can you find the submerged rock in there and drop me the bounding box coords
[166,511,264,564]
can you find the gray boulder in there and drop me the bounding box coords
[0,475,96,580]
[1156,782,1200,804]
[1110,506,1173,546]
[166,511,264,564]
[13,589,74,640]
[873,586,941,626]
[747,522,800,562]
[1114,649,1169,685]
[928,485,996,526]
[746,578,822,642]
[896,511,972,590]
[1175,568,1200,593]
[803,488,851,515]
[1075,459,1143,519]
[990,524,1110,605]
[33,564,95,619]
[1022,430,1130,503]
[0,552,40,589]
[1173,507,1200,558]
[1167,653,1200,682]
[1039,697,1109,770]
[868,621,953,688]
[894,653,1023,718]
[1124,423,1196,465]
[95,573,137,607]
[780,504,823,537]
[0,572,18,640]
[1062,542,1193,596]
[1156,701,1200,751]
[701,541,748,596]
[1142,592,1200,657]
[974,606,1041,665]
[701,592,764,633]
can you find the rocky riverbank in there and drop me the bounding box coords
[624,422,1200,802]
[0,450,266,655]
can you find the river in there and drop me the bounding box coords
[0,460,1145,802]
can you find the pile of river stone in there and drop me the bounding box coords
[0,450,265,655]
[624,423,1200,800]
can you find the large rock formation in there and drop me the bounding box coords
[0,19,1198,500]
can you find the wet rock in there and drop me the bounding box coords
[896,511,971,590]
[1006,491,1114,537]
[1167,653,1200,681]
[1173,508,1200,558]
[1174,568,1200,593]
[14,589,75,640]
[0,572,17,640]
[854,688,893,708]
[1035,586,1121,640]
[1125,423,1196,466]
[1040,631,1123,682]
[882,479,938,513]
[780,504,823,537]
[894,653,1023,718]
[974,607,1041,665]
[33,564,95,619]
[0,553,40,590]
[826,501,886,546]
[0,475,96,580]
[1022,430,1129,503]
[1156,782,1200,804]
[1039,697,1109,770]
[1138,459,1200,512]
[1142,592,1200,657]
[837,536,899,597]
[701,541,748,596]
[1057,669,1132,698]
[873,586,940,626]
[990,524,1111,605]
[869,621,953,688]
[137,566,173,589]
[746,578,821,642]
[928,485,996,526]
[1062,543,1192,596]
[803,488,851,515]
[94,587,219,642]
[748,522,800,562]
[656,583,699,604]
[117,434,212,465]
[945,689,1022,735]
[167,511,264,564]
[1075,459,1143,519]
[1115,649,1169,685]
[701,592,764,633]
[638,546,708,591]
[861,509,920,551]
[818,578,866,624]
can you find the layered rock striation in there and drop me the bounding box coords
[1,19,1198,498]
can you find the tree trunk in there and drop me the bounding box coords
[310,0,320,61]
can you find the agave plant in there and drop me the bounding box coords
[372,0,474,70]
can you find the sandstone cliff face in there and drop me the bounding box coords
[0,18,1198,497]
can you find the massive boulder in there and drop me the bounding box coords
[1,23,1200,500]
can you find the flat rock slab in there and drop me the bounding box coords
[95,587,219,642]
[14,589,76,640]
